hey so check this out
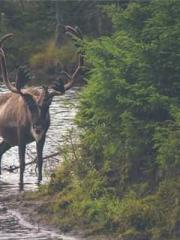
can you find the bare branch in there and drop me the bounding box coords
[2,152,60,172]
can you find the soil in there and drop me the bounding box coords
[0,192,118,240]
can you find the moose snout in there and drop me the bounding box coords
[36,129,41,134]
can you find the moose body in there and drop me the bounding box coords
[0,88,49,146]
[0,88,50,187]
[0,26,82,189]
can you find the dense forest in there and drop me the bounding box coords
[0,0,180,239]
[0,0,113,81]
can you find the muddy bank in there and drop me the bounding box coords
[0,192,80,239]
[0,191,117,240]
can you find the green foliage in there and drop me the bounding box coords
[154,121,180,178]
[0,0,114,86]
[76,0,180,192]
[0,0,55,70]
[16,0,180,239]
[40,161,180,238]
[40,155,180,238]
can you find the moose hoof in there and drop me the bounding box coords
[37,177,42,185]
[19,182,24,191]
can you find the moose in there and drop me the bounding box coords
[0,26,83,189]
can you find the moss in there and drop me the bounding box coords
[121,228,149,240]
[32,164,179,240]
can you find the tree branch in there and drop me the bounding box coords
[2,152,60,172]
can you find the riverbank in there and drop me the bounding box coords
[0,192,79,239]
[0,191,117,240]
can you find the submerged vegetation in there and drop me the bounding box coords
[1,0,180,239]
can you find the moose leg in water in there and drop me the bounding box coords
[18,133,26,190]
[36,135,46,183]
[0,141,11,174]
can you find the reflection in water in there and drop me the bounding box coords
[0,85,80,240]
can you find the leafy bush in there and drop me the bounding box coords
[36,1,180,239]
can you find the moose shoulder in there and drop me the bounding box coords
[0,26,83,190]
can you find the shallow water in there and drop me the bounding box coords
[0,85,80,240]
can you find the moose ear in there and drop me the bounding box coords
[15,65,32,91]
[51,78,65,93]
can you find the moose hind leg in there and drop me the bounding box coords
[18,143,26,191]
[0,141,11,174]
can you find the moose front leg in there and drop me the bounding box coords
[36,135,46,183]
[18,142,26,191]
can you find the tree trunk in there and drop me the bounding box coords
[55,1,64,47]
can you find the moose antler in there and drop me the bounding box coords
[47,25,84,98]
[0,33,13,47]
[0,33,21,93]
[0,34,32,94]
[0,25,83,99]
[63,26,83,90]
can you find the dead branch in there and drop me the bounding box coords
[2,152,60,172]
